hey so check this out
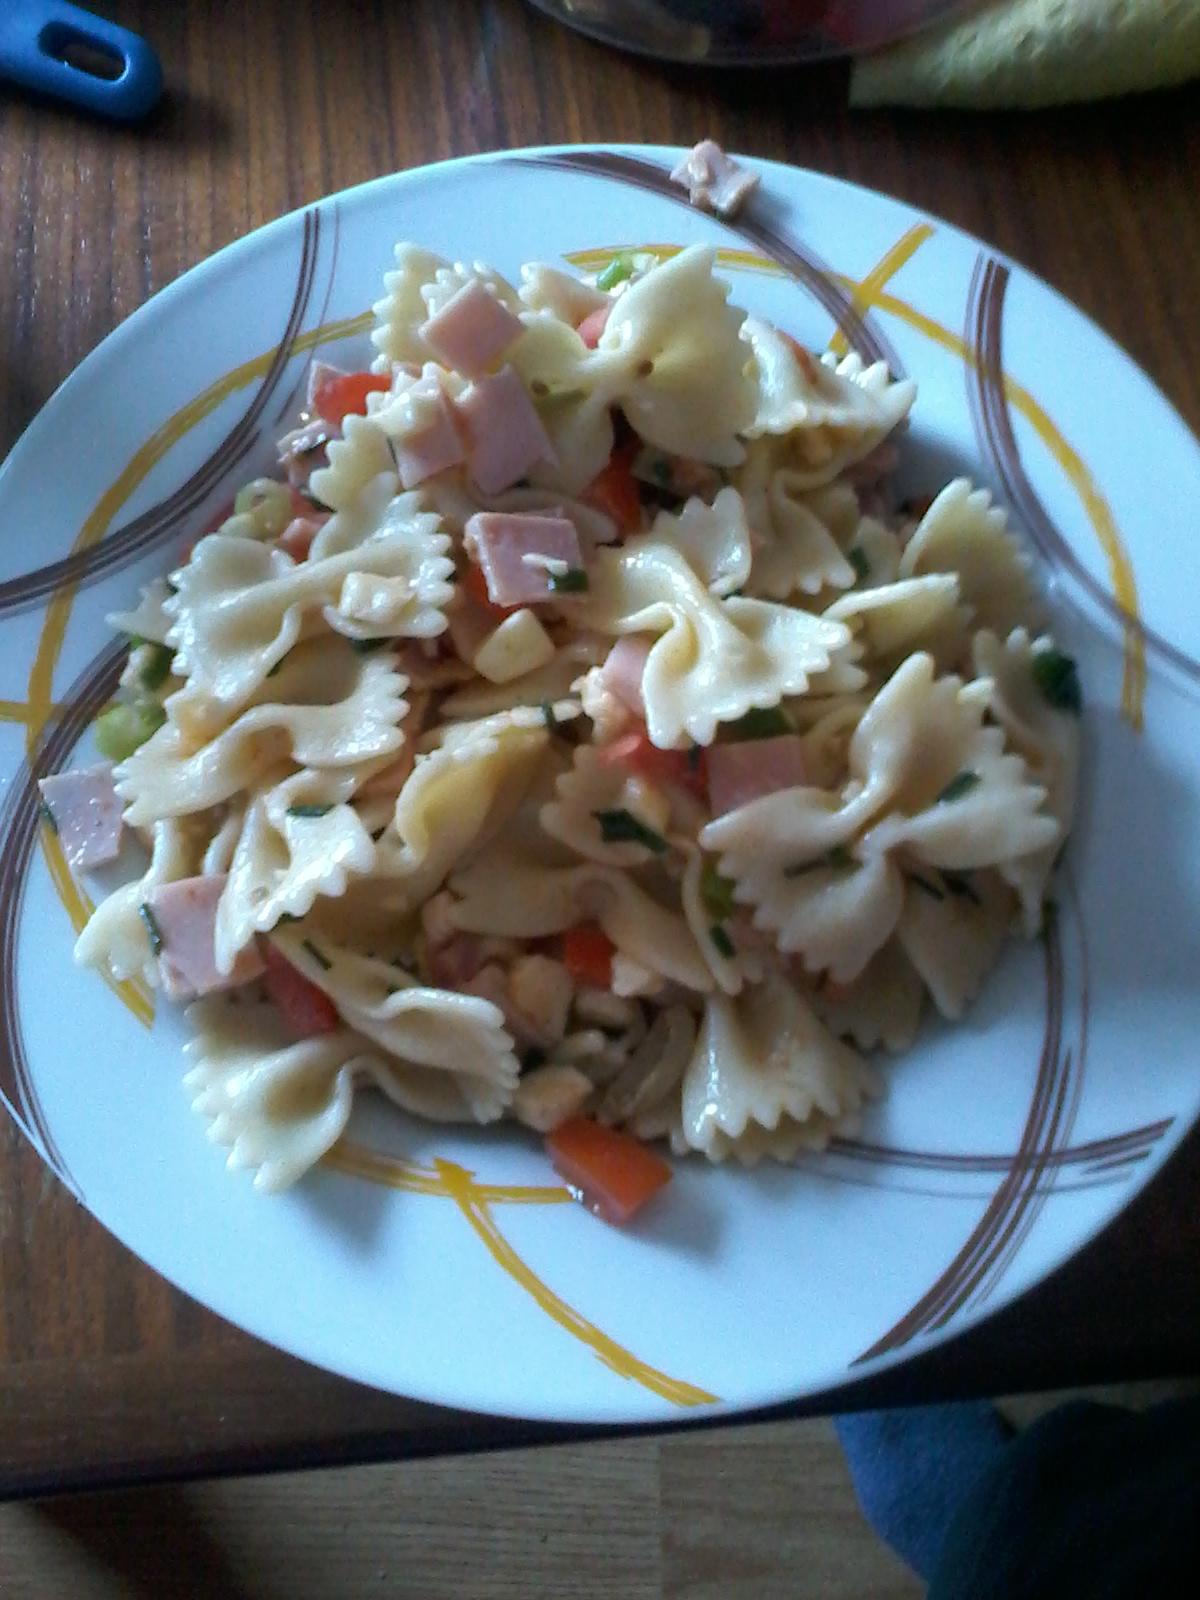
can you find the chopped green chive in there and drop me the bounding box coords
[942,870,982,907]
[350,637,391,654]
[1032,648,1082,715]
[937,770,980,804]
[94,700,166,763]
[287,804,333,819]
[139,902,164,955]
[784,845,857,878]
[593,808,668,853]
[301,938,332,971]
[596,252,635,292]
[709,923,735,959]
[906,872,945,902]
[540,701,558,733]
[700,861,737,922]
[725,705,794,741]
[137,642,174,692]
[38,799,58,834]
[548,567,590,594]
[847,546,870,582]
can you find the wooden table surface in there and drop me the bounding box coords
[1,0,1198,1503]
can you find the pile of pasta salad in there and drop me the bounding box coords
[41,240,1081,1224]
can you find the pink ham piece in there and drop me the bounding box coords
[393,377,466,489]
[277,515,329,562]
[706,735,809,817]
[455,366,556,494]
[420,279,524,378]
[599,636,652,716]
[305,359,349,412]
[277,418,338,489]
[464,510,583,608]
[145,875,266,1000]
[38,764,124,871]
[670,140,761,218]
[427,934,488,990]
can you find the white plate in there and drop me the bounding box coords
[2,146,1198,1424]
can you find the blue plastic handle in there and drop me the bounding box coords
[0,0,163,122]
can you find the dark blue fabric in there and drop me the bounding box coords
[835,1401,1012,1579]
[837,1397,1200,1596]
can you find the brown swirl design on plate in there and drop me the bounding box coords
[967,253,1200,705]
[506,149,905,375]
[0,208,324,618]
[0,639,126,1198]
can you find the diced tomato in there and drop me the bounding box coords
[583,439,642,536]
[561,923,616,989]
[277,516,328,562]
[310,368,390,425]
[546,1116,672,1226]
[597,728,706,798]
[576,303,613,349]
[463,560,523,620]
[261,941,340,1039]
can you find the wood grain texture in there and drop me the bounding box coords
[0,1421,921,1600]
[1,0,1198,1498]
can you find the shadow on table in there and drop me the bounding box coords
[29,1486,254,1600]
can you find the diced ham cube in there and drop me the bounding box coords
[305,360,349,413]
[277,418,338,488]
[576,303,612,349]
[277,516,327,562]
[427,934,488,990]
[38,764,124,871]
[599,636,652,717]
[706,735,808,816]
[146,875,266,999]
[464,511,583,608]
[419,279,524,378]
[392,377,466,488]
[455,367,556,494]
[670,140,760,218]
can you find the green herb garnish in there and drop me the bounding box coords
[906,872,945,902]
[784,845,857,878]
[139,902,164,955]
[724,705,795,742]
[302,938,332,971]
[350,637,390,654]
[700,861,737,922]
[38,799,58,834]
[94,700,166,762]
[937,770,980,805]
[548,567,590,594]
[942,870,982,907]
[596,252,635,292]
[847,546,870,582]
[137,642,174,692]
[540,701,558,733]
[1031,648,1082,715]
[593,808,668,853]
[288,804,333,819]
[709,924,735,959]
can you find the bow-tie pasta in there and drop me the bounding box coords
[69,231,1078,1209]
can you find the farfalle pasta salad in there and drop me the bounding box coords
[43,241,1081,1221]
